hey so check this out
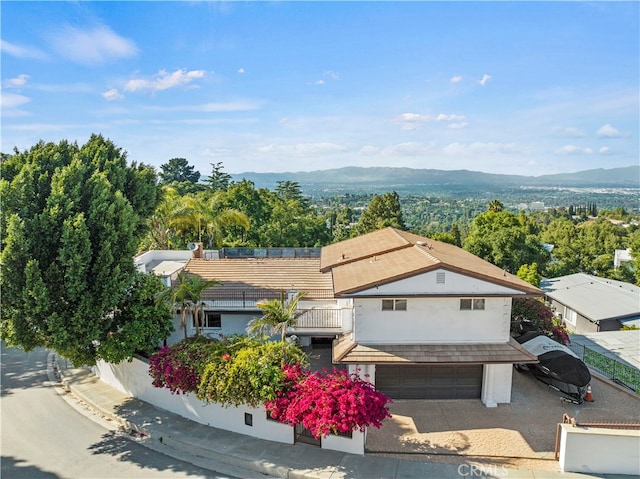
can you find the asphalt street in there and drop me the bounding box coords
[0,344,240,479]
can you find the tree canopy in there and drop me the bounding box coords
[353,191,405,235]
[0,135,171,365]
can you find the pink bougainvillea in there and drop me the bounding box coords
[552,325,571,345]
[265,365,392,439]
[148,345,200,395]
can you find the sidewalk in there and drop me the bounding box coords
[48,353,631,479]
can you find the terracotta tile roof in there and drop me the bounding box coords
[183,258,333,299]
[321,227,542,296]
[332,335,538,365]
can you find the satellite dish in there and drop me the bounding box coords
[188,242,198,251]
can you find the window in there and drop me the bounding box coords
[193,312,222,328]
[382,299,407,311]
[460,298,485,310]
[564,307,577,326]
[244,413,253,427]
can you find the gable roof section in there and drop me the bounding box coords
[541,273,640,323]
[183,257,333,299]
[332,335,538,365]
[321,227,541,296]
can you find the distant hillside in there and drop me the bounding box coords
[231,165,639,194]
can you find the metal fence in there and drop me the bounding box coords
[568,342,640,394]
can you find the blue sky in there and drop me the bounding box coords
[1,1,638,177]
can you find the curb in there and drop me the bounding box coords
[49,352,283,478]
[50,353,150,438]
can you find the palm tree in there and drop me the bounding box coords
[488,199,504,213]
[157,272,219,338]
[169,194,249,248]
[247,291,306,363]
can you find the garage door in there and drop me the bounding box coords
[376,365,483,399]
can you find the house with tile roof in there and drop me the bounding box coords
[156,227,542,407]
[541,273,640,332]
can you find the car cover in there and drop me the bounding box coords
[516,331,591,390]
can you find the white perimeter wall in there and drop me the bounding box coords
[559,423,640,475]
[93,358,366,454]
[353,297,511,343]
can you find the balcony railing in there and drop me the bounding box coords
[193,288,335,309]
[295,308,344,329]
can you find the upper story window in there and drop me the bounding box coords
[382,299,407,311]
[460,298,485,311]
[193,312,222,328]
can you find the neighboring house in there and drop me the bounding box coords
[134,249,191,287]
[614,248,633,269]
[162,227,540,407]
[541,273,640,333]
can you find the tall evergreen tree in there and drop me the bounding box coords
[0,135,170,365]
[353,191,405,235]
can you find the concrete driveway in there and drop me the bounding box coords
[365,369,640,471]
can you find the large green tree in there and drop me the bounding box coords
[353,191,405,235]
[158,157,202,195]
[0,135,169,365]
[464,210,549,274]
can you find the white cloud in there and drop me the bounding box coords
[554,126,586,138]
[359,145,379,155]
[102,88,123,101]
[314,79,326,86]
[443,142,519,156]
[50,25,138,65]
[199,101,259,112]
[450,75,463,83]
[382,142,435,156]
[324,70,340,80]
[596,123,623,138]
[257,142,347,156]
[0,40,47,60]
[237,67,245,74]
[395,112,466,130]
[124,69,206,93]
[436,113,464,122]
[557,145,593,155]
[478,74,492,86]
[599,146,610,154]
[1,93,31,108]
[145,100,260,112]
[4,74,30,88]
[448,122,468,129]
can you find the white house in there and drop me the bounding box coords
[168,227,540,407]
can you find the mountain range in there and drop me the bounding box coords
[231,165,639,195]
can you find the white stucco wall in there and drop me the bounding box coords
[559,423,640,475]
[93,357,366,454]
[353,297,511,343]
[481,364,513,407]
[94,358,294,444]
[322,429,365,455]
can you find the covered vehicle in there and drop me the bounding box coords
[515,332,591,404]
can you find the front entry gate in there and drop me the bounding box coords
[294,423,321,446]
